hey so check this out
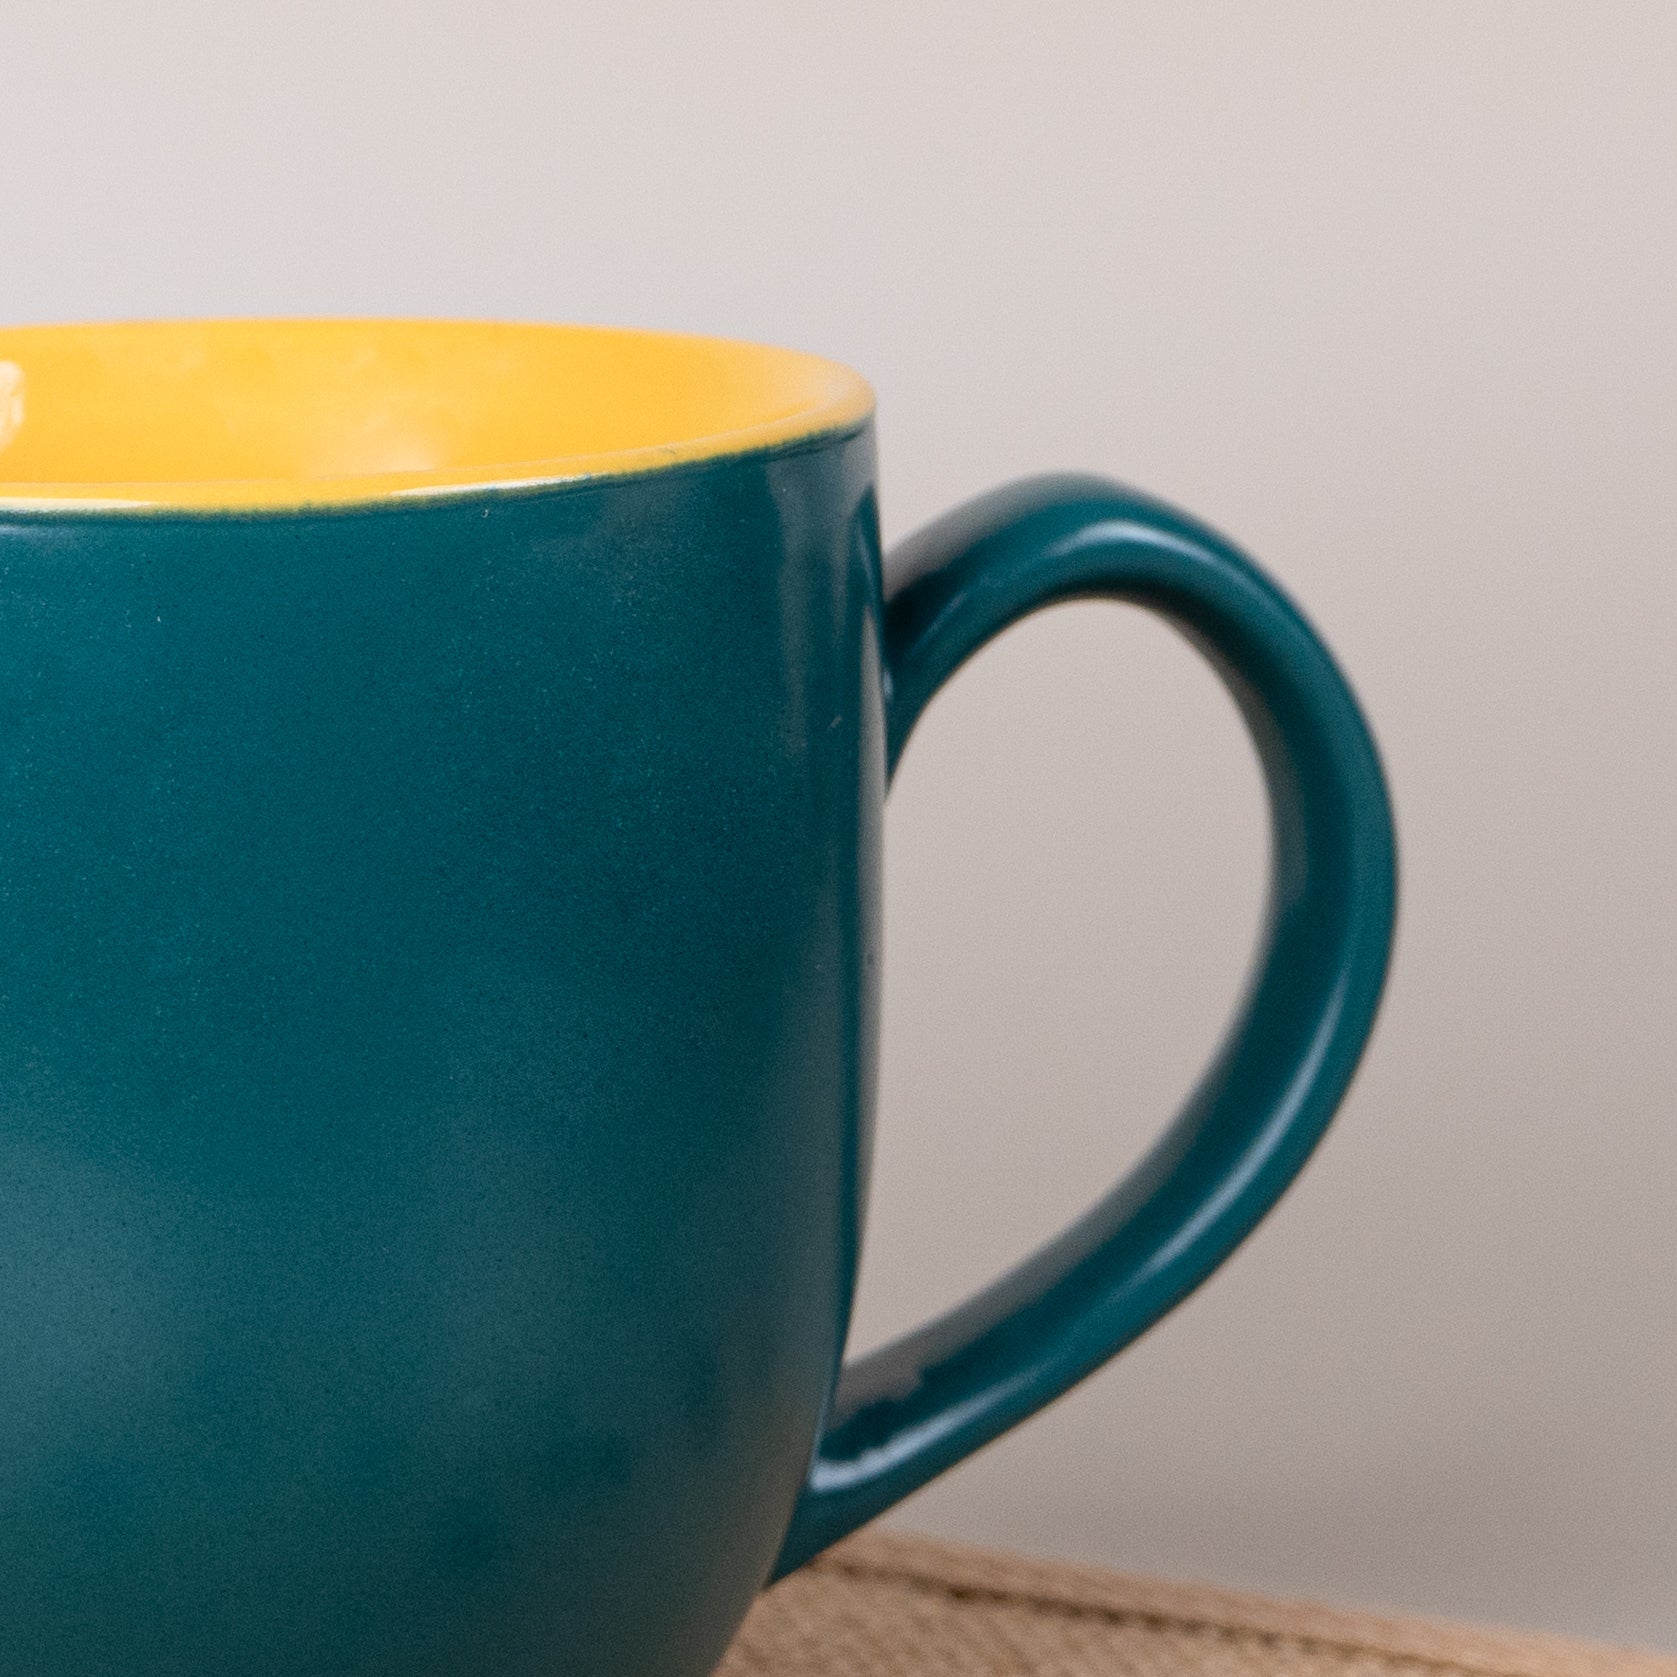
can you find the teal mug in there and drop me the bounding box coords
[0,320,1395,1677]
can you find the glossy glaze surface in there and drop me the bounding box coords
[0,325,1395,1677]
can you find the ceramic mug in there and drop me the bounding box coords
[0,320,1395,1677]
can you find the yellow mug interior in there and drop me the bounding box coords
[0,319,874,511]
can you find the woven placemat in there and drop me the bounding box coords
[722,1528,1676,1677]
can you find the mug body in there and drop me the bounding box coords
[0,316,1401,1677]
[0,328,882,1677]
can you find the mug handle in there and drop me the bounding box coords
[773,474,1398,1577]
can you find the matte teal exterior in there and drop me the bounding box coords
[0,429,1395,1677]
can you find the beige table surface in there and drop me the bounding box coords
[722,1530,1676,1677]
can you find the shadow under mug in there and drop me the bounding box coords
[0,320,1396,1677]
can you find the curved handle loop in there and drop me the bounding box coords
[773,475,1397,1578]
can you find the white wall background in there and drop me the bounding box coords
[3,0,1674,1650]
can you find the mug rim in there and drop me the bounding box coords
[0,317,875,514]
